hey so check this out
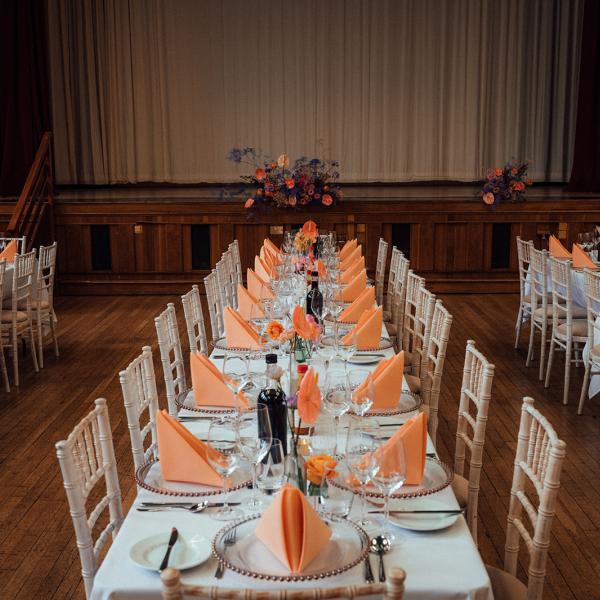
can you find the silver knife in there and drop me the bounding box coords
[368,509,463,515]
[141,502,240,507]
[159,527,179,572]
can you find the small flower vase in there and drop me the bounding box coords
[285,452,306,494]
[294,335,311,363]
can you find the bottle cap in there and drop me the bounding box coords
[312,270,318,276]
[265,353,278,364]
[297,364,308,374]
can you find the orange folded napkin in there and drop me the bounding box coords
[340,256,366,284]
[237,284,266,320]
[337,270,367,302]
[156,410,222,486]
[263,243,282,266]
[339,239,357,261]
[342,305,382,349]
[255,255,274,281]
[264,238,282,257]
[260,246,274,269]
[247,268,275,300]
[375,411,426,485]
[190,352,249,408]
[340,245,362,270]
[255,484,331,574]
[297,367,321,424]
[354,351,404,410]
[224,306,263,349]
[572,244,598,269]
[339,287,375,323]
[316,259,327,279]
[549,235,572,259]
[0,240,17,263]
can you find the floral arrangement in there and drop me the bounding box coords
[226,148,343,212]
[305,454,338,487]
[481,161,533,206]
[292,305,321,342]
[294,220,319,255]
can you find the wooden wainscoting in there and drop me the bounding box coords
[52,185,600,295]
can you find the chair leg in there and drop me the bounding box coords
[37,318,44,369]
[515,304,524,349]
[0,343,9,393]
[12,329,19,386]
[544,337,555,388]
[538,320,547,381]
[526,320,535,367]
[578,362,591,415]
[28,323,39,373]
[563,339,572,405]
[50,314,59,358]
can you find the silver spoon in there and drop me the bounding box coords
[369,535,391,582]
[137,502,209,514]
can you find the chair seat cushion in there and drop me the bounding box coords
[451,474,468,508]
[1,310,27,323]
[533,305,553,318]
[405,373,421,393]
[591,344,600,360]
[556,320,588,339]
[18,299,50,311]
[485,565,527,600]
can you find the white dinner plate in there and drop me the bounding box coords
[387,498,460,532]
[130,531,212,571]
[347,353,387,365]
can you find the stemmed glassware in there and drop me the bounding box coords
[307,417,337,457]
[206,416,243,521]
[237,404,272,511]
[337,332,357,372]
[322,371,351,453]
[257,439,286,496]
[222,356,248,406]
[348,369,375,416]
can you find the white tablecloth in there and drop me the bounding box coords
[90,326,493,600]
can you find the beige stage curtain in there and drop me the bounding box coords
[47,0,584,184]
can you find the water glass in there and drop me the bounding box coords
[257,439,286,496]
[348,369,375,416]
[323,371,351,452]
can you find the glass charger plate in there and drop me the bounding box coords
[320,335,394,352]
[349,390,422,417]
[329,457,453,500]
[213,337,265,354]
[135,458,252,497]
[212,515,369,582]
[174,388,238,415]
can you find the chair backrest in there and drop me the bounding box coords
[516,237,534,303]
[421,300,453,446]
[223,249,239,309]
[529,247,549,316]
[0,259,6,313]
[548,257,575,329]
[204,269,224,342]
[55,398,123,599]
[161,567,406,599]
[181,285,209,355]
[401,270,425,355]
[11,249,37,312]
[504,397,566,600]
[229,239,243,286]
[119,346,160,471]
[154,303,187,416]
[385,247,402,313]
[37,242,58,308]
[454,340,495,541]
[411,286,436,380]
[375,238,389,306]
[584,268,600,346]
[391,252,410,338]
[215,255,233,309]
[0,235,26,253]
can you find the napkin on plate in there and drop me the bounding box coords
[263,243,281,266]
[341,305,382,349]
[375,411,427,485]
[354,351,405,410]
[255,484,331,574]
[340,256,366,283]
[190,351,249,408]
[0,240,17,263]
[549,235,572,259]
[237,284,266,320]
[340,245,362,270]
[156,410,223,486]
[339,239,357,261]
[247,268,275,300]
[316,259,327,279]
[264,238,282,258]
[572,244,598,269]
[297,367,321,424]
[255,255,274,281]
[337,270,367,302]
[224,306,263,349]
[339,287,375,323]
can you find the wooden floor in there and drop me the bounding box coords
[1,294,599,599]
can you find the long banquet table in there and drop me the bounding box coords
[91,317,493,600]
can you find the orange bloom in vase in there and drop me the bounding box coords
[305,454,338,486]
[301,220,318,242]
[266,320,284,340]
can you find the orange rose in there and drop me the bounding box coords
[270,162,277,169]
[266,320,284,340]
[322,194,333,206]
[483,192,494,205]
[255,168,266,181]
[495,168,502,176]
[305,454,338,486]
[244,198,255,209]
[285,178,295,189]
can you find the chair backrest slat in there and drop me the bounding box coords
[181,285,209,355]
[401,270,425,355]
[375,238,389,306]
[204,270,224,342]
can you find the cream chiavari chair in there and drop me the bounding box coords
[387,253,411,349]
[55,398,124,600]
[229,239,243,287]
[0,235,26,253]
[398,270,425,359]
[119,346,160,471]
[525,247,550,380]
[28,242,59,368]
[409,286,436,381]
[154,303,187,417]
[486,397,566,600]
[223,248,239,309]
[1,250,39,385]
[0,260,10,391]
[452,340,495,543]
[578,269,600,414]
[216,255,234,309]
[544,257,587,404]
[161,567,407,599]
[383,246,401,322]
[375,237,389,306]
[515,237,534,349]
[181,285,209,355]
[204,269,225,343]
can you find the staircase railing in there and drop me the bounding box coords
[6,131,55,250]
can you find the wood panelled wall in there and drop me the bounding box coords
[48,188,600,295]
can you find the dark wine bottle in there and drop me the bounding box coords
[306,270,323,319]
[257,354,288,455]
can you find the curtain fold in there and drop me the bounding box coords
[47,0,584,185]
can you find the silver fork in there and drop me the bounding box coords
[136,502,209,514]
[214,527,237,578]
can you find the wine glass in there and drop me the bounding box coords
[222,356,248,407]
[206,416,243,520]
[348,369,375,416]
[337,331,357,372]
[310,291,327,327]
[257,439,286,497]
[346,421,380,529]
[237,404,272,511]
[307,417,337,457]
[371,439,407,542]
[322,371,351,453]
